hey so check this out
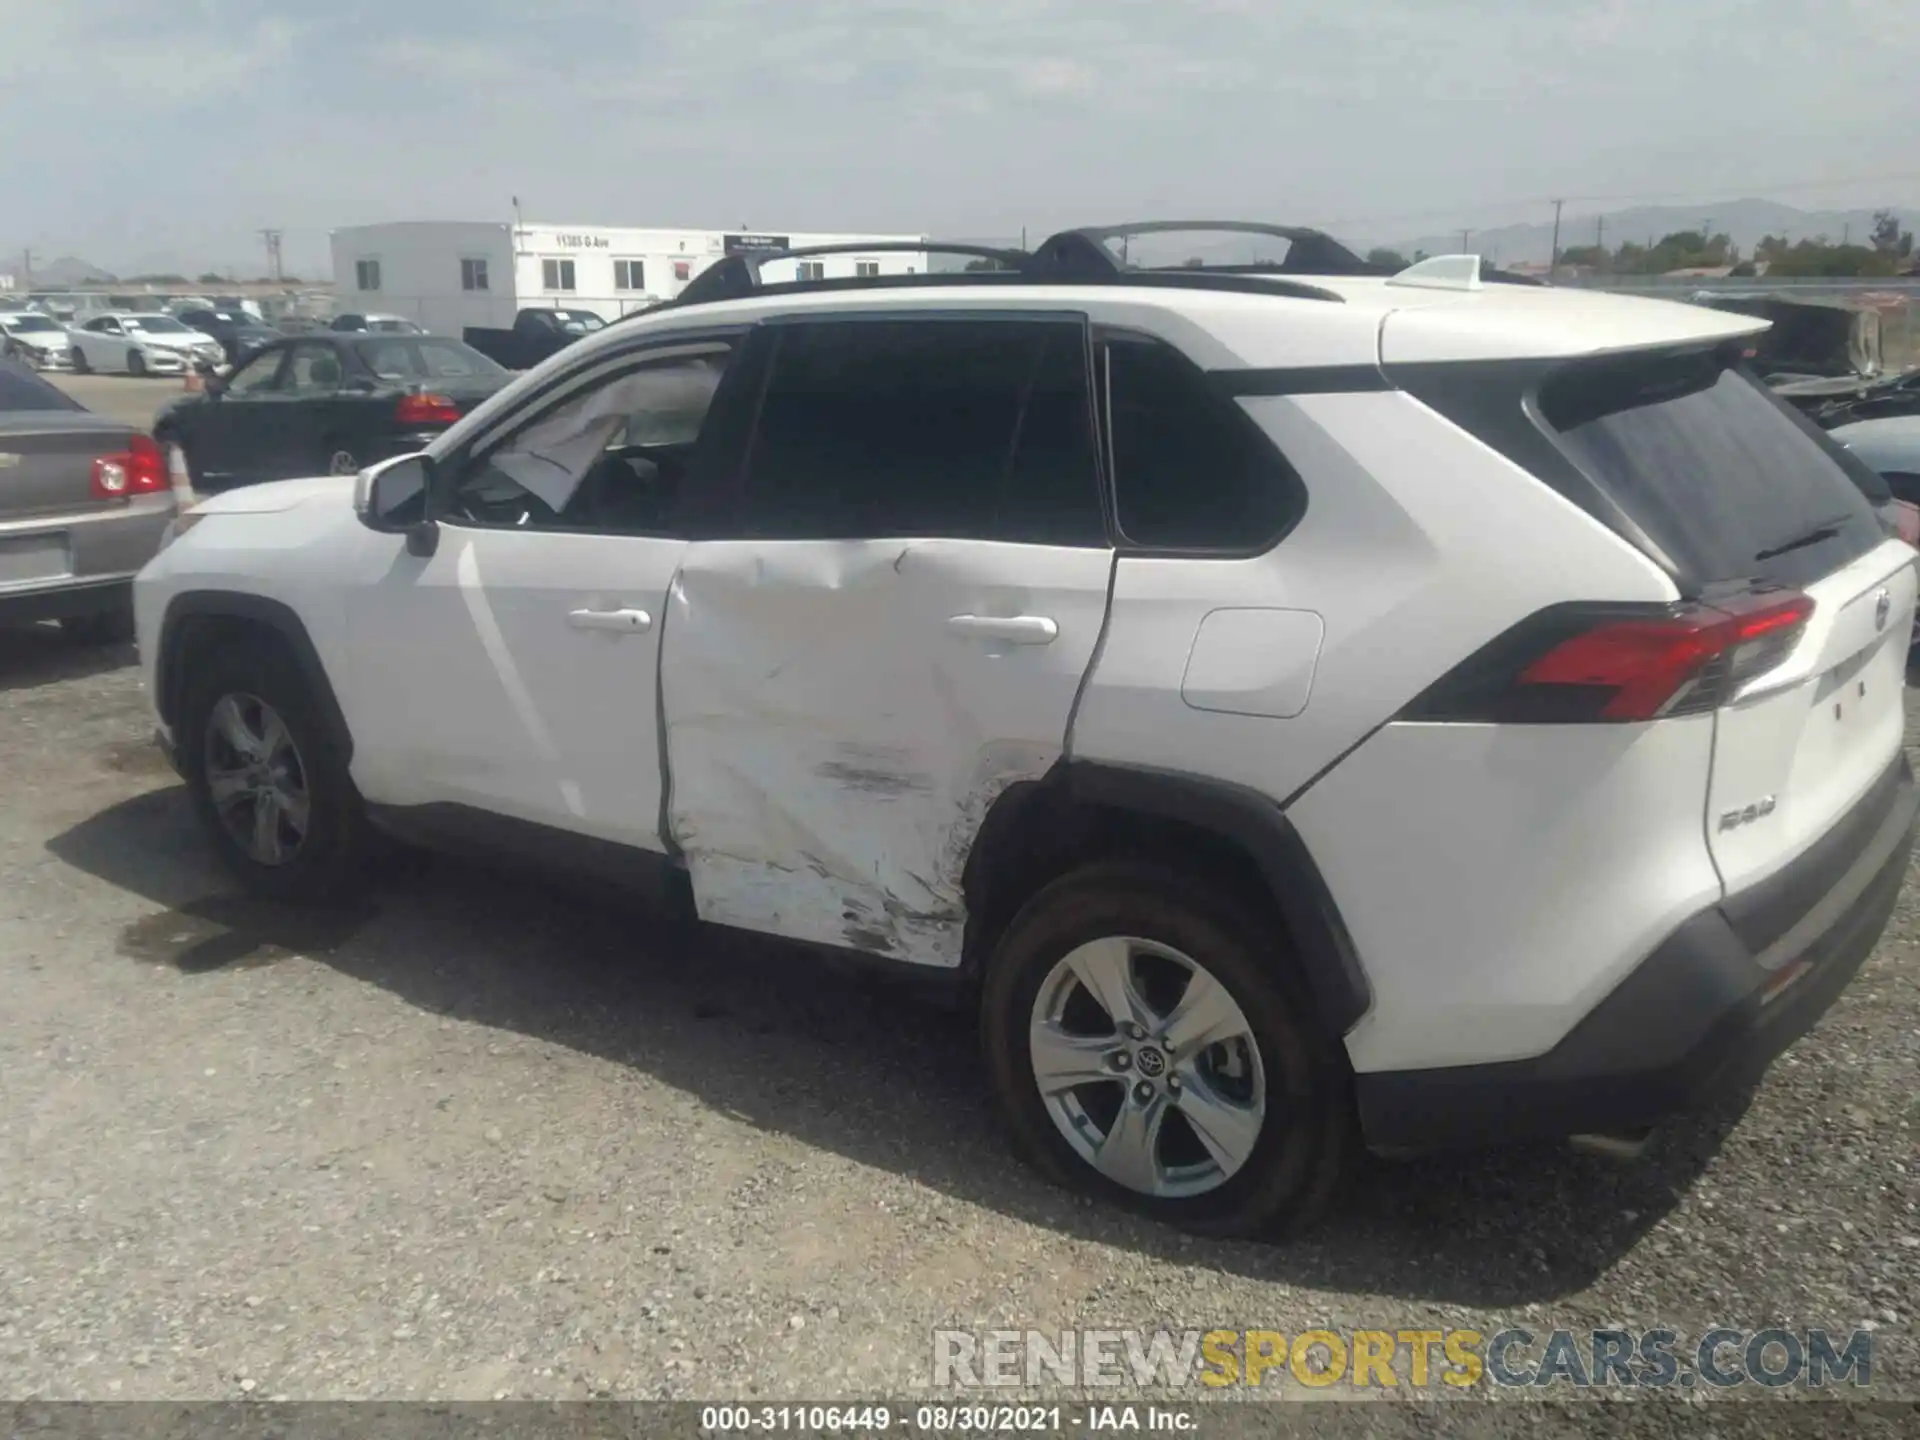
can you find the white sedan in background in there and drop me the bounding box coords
[0,312,74,369]
[67,313,226,377]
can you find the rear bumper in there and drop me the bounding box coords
[1356,751,1919,1152]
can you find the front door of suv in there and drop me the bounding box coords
[345,336,740,852]
[659,313,1115,967]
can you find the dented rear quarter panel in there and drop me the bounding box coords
[658,536,1114,966]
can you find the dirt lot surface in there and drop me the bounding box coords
[45,372,184,432]
[0,622,1915,1425]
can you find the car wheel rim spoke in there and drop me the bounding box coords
[203,692,308,867]
[1094,1092,1169,1193]
[1064,936,1149,1032]
[210,695,261,761]
[205,766,254,809]
[251,791,284,864]
[1170,1069,1264,1175]
[1160,969,1251,1061]
[1030,1023,1120,1095]
[1030,935,1267,1199]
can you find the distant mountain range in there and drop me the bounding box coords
[1383,200,1918,266]
[8,200,1917,289]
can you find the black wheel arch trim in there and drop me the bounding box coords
[157,591,354,763]
[1051,759,1372,1036]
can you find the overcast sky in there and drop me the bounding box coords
[3,0,1917,277]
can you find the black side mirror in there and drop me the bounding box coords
[355,452,438,555]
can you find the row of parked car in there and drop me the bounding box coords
[0,304,431,376]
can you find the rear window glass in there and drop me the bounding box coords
[0,361,82,412]
[356,338,503,380]
[1538,351,1883,589]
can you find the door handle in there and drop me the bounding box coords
[566,607,652,633]
[945,614,1058,645]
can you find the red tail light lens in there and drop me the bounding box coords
[1408,589,1816,724]
[91,434,168,500]
[1891,500,1920,547]
[395,392,461,426]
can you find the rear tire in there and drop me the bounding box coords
[323,440,360,476]
[981,860,1354,1238]
[178,637,369,902]
[59,608,135,645]
[127,350,146,377]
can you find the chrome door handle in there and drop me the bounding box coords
[567,607,652,633]
[945,614,1058,645]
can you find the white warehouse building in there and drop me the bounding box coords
[327,220,930,335]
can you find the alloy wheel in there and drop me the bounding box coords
[1028,936,1267,1199]
[202,692,311,867]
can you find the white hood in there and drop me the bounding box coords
[190,474,354,515]
[3,330,68,351]
[132,329,217,351]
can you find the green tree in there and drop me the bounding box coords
[1365,247,1410,269]
[1870,209,1914,258]
[197,271,225,285]
[1556,244,1609,270]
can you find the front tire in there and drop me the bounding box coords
[323,441,360,476]
[981,861,1354,1238]
[127,349,146,377]
[70,346,90,374]
[178,638,369,901]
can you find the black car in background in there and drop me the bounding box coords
[152,333,512,492]
[176,307,282,365]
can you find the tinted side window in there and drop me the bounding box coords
[1103,334,1304,550]
[739,318,1104,544]
[447,345,733,536]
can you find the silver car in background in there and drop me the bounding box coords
[67,313,225,377]
[0,313,74,370]
[0,359,178,641]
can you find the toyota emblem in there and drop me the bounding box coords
[1875,589,1891,632]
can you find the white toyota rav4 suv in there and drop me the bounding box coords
[134,225,1920,1237]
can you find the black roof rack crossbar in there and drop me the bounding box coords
[670,241,1026,308]
[1028,221,1378,278]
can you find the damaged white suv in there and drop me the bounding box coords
[136,226,1920,1236]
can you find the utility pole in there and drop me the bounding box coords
[1548,198,1564,281]
[1460,227,1472,253]
[258,228,283,283]
[20,248,32,288]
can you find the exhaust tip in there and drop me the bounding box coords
[1568,1127,1658,1161]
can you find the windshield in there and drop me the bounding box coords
[555,311,606,333]
[127,316,195,334]
[367,318,425,333]
[3,316,60,333]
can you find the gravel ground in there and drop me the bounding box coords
[0,623,1915,1427]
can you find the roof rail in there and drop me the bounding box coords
[1027,221,1379,278]
[628,224,1361,319]
[671,241,1025,308]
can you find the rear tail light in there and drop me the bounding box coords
[395,392,461,426]
[91,434,168,500]
[1407,588,1816,724]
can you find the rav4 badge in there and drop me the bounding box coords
[1718,796,1778,832]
